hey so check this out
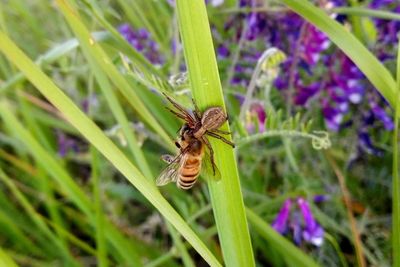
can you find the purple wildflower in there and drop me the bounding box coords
[358,130,384,157]
[168,0,224,7]
[290,212,303,245]
[217,44,230,58]
[245,102,267,133]
[272,199,292,234]
[118,24,164,65]
[313,195,330,203]
[369,101,394,130]
[300,25,330,66]
[207,0,224,6]
[57,131,79,157]
[272,197,325,247]
[297,198,324,246]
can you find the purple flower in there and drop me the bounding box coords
[118,24,164,65]
[297,198,324,246]
[358,130,384,156]
[290,212,303,245]
[217,44,230,58]
[245,102,267,133]
[272,199,292,234]
[295,82,320,106]
[57,131,79,157]
[322,101,343,132]
[207,0,224,6]
[369,101,394,130]
[300,25,330,66]
[169,0,224,7]
[313,195,330,203]
[272,198,325,247]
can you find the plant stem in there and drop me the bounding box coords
[325,152,366,267]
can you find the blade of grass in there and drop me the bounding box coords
[0,209,41,256]
[91,148,108,267]
[41,216,97,256]
[393,34,400,267]
[0,31,110,94]
[246,208,319,267]
[166,222,195,267]
[333,7,400,21]
[0,248,19,267]
[176,1,255,266]
[0,31,221,267]
[87,71,108,267]
[277,0,398,109]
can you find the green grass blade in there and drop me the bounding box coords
[278,0,398,109]
[0,31,221,267]
[176,1,255,266]
[166,223,195,267]
[333,7,400,21]
[91,149,108,267]
[0,248,19,267]
[0,31,110,94]
[393,34,400,267]
[246,208,320,267]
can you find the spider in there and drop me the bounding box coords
[163,93,235,175]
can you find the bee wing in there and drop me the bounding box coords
[201,150,221,181]
[156,153,185,186]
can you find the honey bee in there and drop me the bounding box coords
[156,94,234,189]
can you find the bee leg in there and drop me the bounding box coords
[202,136,216,175]
[210,129,231,135]
[175,141,181,149]
[161,154,175,163]
[206,132,235,148]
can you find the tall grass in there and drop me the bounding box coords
[0,31,220,266]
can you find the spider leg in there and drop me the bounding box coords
[206,131,235,148]
[202,136,216,175]
[191,98,202,121]
[210,129,231,135]
[166,107,188,121]
[163,93,196,124]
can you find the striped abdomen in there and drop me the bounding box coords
[177,156,202,190]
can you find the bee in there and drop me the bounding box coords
[156,94,234,189]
